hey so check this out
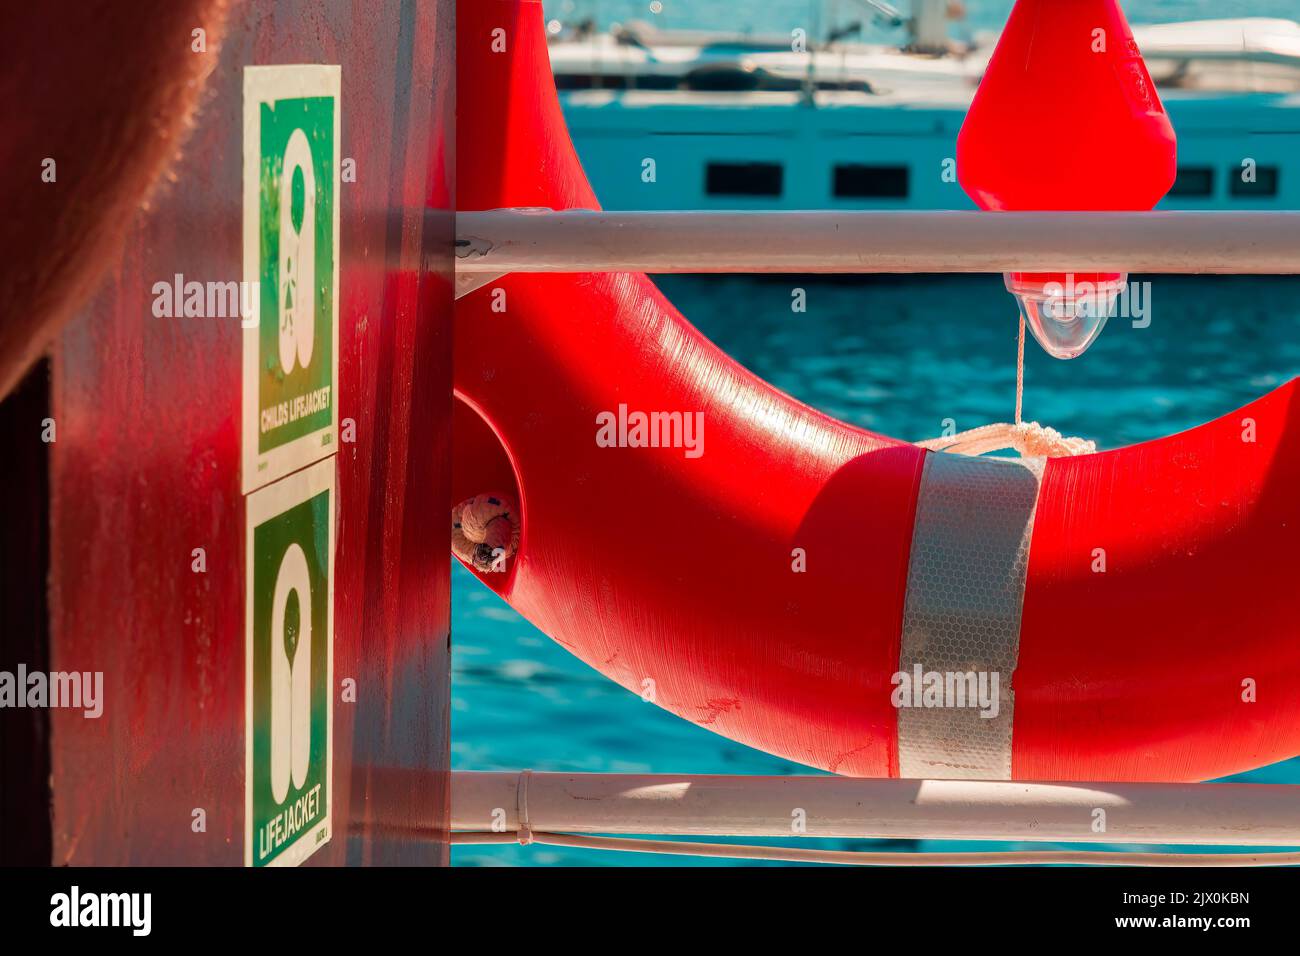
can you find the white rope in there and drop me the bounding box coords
[1016,304,1025,425]
[917,311,1096,459]
[917,421,1096,458]
[516,770,534,846]
[451,831,1300,867]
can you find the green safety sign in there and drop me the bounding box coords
[242,65,340,493]
[244,458,335,867]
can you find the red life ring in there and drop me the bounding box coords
[453,0,1300,782]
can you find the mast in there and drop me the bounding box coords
[911,0,950,52]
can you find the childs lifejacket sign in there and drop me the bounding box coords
[244,457,335,867]
[241,65,341,867]
[242,65,340,493]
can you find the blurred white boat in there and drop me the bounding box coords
[547,2,1300,209]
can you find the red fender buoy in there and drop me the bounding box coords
[455,0,1300,782]
[957,0,1180,359]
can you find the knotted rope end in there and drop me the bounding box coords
[916,421,1097,459]
[452,494,521,572]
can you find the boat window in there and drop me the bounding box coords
[1230,165,1279,198]
[555,73,624,90]
[705,162,783,197]
[833,164,909,199]
[1167,166,1214,198]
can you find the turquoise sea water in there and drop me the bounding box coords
[541,0,1300,39]
[455,0,1300,865]
[453,273,1300,866]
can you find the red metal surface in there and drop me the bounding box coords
[455,0,1300,782]
[37,0,452,864]
[0,0,226,401]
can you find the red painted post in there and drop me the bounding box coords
[1,1,452,865]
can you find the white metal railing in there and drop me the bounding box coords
[455,209,1300,276]
[450,771,1300,866]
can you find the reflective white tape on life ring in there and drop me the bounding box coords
[896,453,1045,780]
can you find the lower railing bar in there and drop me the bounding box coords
[450,831,1300,866]
[454,209,1300,275]
[451,771,1300,847]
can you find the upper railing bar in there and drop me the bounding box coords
[455,209,1300,275]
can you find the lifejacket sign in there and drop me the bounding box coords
[242,65,340,493]
[244,458,335,867]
